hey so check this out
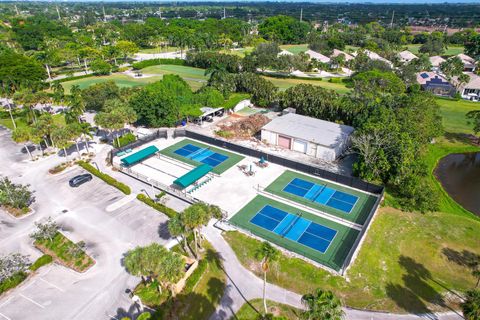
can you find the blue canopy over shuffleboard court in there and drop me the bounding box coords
[249,205,337,254]
[283,178,359,213]
[120,145,159,166]
[173,164,213,189]
[174,144,229,167]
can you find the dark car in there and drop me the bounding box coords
[69,174,93,187]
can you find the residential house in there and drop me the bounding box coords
[397,50,418,63]
[416,71,456,97]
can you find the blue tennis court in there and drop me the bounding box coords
[249,205,337,254]
[174,144,229,167]
[283,178,358,213]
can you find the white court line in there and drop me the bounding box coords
[39,278,65,292]
[0,312,11,320]
[19,294,44,309]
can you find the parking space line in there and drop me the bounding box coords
[21,280,36,290]
[0,312,12,320]
[39,278,65,292]
[0,297,12,308]
[19,294,44,309]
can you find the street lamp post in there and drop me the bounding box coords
[91,161,100,172]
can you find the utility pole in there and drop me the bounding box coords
[102,6,106,22]
[14,4,19,15]
[223,7,226,19]
[159,7,162,19]
[56,6,61,20]
[300,8,303,22]
[390,10,395,28]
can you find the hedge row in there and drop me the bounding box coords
[137,193,177,218]
[77,161,131,195]
[52,73,95,84]
[132,58,186,70]
[0,272,27,295]
[29,254,53,271]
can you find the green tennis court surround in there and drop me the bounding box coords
[230,195,360,272]
[120,145,159,166]
[266,170,378,225]
[173,164,213,189]
[160,139,244,174]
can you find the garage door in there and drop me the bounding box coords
[277,135,292,149]
[293,139,307,153]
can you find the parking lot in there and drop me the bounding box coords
[0,161,172,320]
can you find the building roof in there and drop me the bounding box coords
[456,53,476,67]
[398,50,418,62]
[278,49,294,56]
[331,49,354,61]
[461,72,480,90]
[305,50,331,63]
[429,56,446,67]
[362,49,393,67]
[416,71,453,87]
[261,113,354,148]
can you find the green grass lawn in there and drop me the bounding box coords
[436,98,480,134]
[225,203,480,313]
[236,299,302,319]
[406,44,464,56]
[61,70,205,94]
[265,170,378,225]
[229,195,360,272]
[220,47,253,57]
[262,76,350,94]
[0,113,65,131]
[35,232,94,272]
[141,64,208,80]
[159,138,244,174]
[280,44,309,54]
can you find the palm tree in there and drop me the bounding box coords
[12,127,33,160]
[255,241,279,315]
[36,113,56,149]
[301,289,344,320]
[1,84,17,130]
[473,269,480,289]
[462,289,480,320]
[51,126,72,160]
[124,243,184,296]
[168,215,191,256]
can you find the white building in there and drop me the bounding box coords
[357,49,394,68]
[278,49,294,57]
[331,49,355,61]
[260,113,354,161]
[456,53,477,72]
[397,50,418,63]
[459,72,480,102]
[429,56,446,71]
[305,49,331,64]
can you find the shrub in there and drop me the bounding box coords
[0,272,27,295]
[132,59,186,70]
[328,77,343,83]
[49,162,70,174]
[215,130,234,139]
[113,132,136,148]
[29,254,53,271]
[77,161,131,195]
[90,59,112,75]
[137,193,177,218]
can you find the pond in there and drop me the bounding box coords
[435,152,480,216]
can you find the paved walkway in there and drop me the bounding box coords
[204,224,464,320]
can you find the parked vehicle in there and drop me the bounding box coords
[69,174,93,187]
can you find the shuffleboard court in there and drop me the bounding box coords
[159,138,244,174]
[250,205,337,253]
[265,170,378,226]
[283,178,358,213]
[229,195,360,271]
